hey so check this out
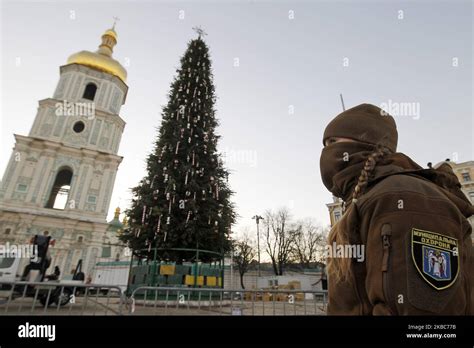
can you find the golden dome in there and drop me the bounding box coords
[104,28,118,41]
[67,26,127,82]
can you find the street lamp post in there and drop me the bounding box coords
[252,215,264,279]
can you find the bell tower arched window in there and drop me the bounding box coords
[45,168,73,209]
[82,83,97,101]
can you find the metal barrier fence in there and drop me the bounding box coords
[0,281,125,315]
[128,287,328,316]
[0,281,328,316]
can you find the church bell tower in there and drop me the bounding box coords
[0,23,128,275]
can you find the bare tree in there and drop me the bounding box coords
[291,219,328,270]
[233,234,256,289]
[263,208,298,276]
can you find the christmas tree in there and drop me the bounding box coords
[121,29,236,263]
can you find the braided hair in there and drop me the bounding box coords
[327,145,392,282]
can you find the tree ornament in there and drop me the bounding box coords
[155,215,162,235]
[141,206,147,224]
[150,175,158,188]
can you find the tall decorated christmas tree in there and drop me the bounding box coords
[120,29,235,263]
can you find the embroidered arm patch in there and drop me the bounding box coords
[411,228,459,290]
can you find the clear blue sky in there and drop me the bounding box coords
[0,0,472,235]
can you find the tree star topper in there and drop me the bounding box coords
[193,26,207,38]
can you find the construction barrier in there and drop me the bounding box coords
[128,286,328,316]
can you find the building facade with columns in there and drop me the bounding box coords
[445,160,474,239]
[0,25,128,276]
[326,196,343,227]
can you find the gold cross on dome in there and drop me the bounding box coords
[112,16,120,29]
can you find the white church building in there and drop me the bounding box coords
[0,24,129,277]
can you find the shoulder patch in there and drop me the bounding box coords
[411,228,459,290]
